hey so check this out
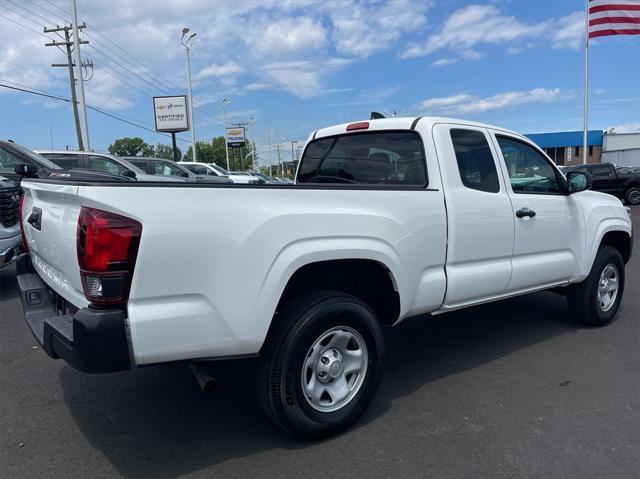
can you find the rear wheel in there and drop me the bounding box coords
[624,186,640,205]
[567,246,625,326]
[257,290,384,439]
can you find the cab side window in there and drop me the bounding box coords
[43,154,80,169]
[450,129,500,193]
[87,155,128,175]
[496,136,564,194]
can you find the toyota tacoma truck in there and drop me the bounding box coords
[16,117,633,438]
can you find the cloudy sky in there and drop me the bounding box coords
[1,0,639,163]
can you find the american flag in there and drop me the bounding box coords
[588,0,640,38]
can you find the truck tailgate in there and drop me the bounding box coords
[21,181,89,308]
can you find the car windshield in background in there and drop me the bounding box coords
[210,164,230,175]
[297,131,427,186]
[6,144,61,170]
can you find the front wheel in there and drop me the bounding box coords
[257,290,384,439]
[567,246,625,327]
[624,186,640,205]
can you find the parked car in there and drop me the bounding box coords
[123,157,232,184]
[249,172,283,184]
[17,117,632,439]
[559,162,640,205]
[180,161,261,184]
[36,150,186,182]
[0,140,62,184]
[0,175,20,268]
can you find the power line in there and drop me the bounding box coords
[0,58,64,81]
[0,13,56,40]
[0,82,191,144]
[5,0,59,27]
[31,0,226,118]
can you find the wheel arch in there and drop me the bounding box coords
[256,242,404,353]
[584,221,633,278]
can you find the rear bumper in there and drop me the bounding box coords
[17,255,131,373]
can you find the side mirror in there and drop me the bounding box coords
[14,164,38,178]
[567,170,592,194]
[122,170,137,179]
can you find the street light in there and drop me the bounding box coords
[181,27,197,162]
[290,140,298,176]
[221,98,231,171]
[249,115,256,171]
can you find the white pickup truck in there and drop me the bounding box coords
[17,117,633,438]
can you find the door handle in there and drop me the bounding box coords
[516,208,536,219]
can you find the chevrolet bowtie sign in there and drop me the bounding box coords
[153,95,189,132]
[226,127,246,148]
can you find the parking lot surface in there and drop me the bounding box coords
[1,207,638,479]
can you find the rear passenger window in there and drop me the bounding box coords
[44,154,80,169]
[297,131,427,186]
[450,129,499,193]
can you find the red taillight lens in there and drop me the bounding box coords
[77,207,142,305]
[346,121,369,131]
[18,192,29,252]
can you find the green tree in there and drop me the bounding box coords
[108,137,155,157]
[155,143,181,161]
[182,136,258,171]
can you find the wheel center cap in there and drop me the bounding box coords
[316,348,344,383]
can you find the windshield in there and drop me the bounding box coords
[209,163,230,175]
[6,143,61,170]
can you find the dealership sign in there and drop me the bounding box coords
[153,95,189,132]
[226,127,246,147]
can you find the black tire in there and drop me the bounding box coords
[567,246,625,327]
[257,290,384,439]
[624,186,640,206]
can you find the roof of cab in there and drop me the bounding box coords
[311,116,525,142]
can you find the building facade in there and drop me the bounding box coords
[602,132,640,167]
[525,130,603,166]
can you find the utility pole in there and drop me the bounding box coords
[290,140,298,171]
[181,28,198,162]
[267,128,273,176]
[71,0,90,150]
[273,144,283,177]
[44,23,89,150]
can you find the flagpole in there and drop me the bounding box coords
[583,0,589,165]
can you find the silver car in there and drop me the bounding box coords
[36,150,186,182]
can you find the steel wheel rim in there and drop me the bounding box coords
[301,326,368,413]
[597,263,619,312]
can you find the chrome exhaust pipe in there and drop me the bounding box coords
[189,362,217,394]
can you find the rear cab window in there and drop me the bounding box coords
[297,131,428,187]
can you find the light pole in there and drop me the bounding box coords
[221,98,231,171]
[181,27,197,162]
[248,115,256,171]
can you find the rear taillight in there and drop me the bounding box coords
[77,207,142,305]
[18,192,29,252]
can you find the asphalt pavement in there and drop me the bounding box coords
[1,207,638,478]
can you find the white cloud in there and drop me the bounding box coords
[607,122,640,133]
[195,62,243,81]
[245,82,271,91]
[418,88,574,115]
[431,57,458,67]
[243,16,328,59]
[401,5,583,60]
[327,0,431,58]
